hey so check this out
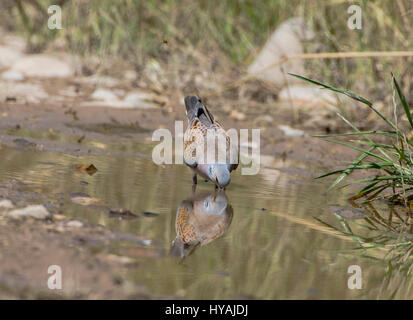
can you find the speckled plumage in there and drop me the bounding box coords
[171,190,233,258]
[183,96,238,188]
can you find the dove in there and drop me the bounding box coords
[183,96,238,189]
[170,190,233,258]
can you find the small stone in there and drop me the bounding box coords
[1,70,24,81]
[0,45,24,69]
[0,199,14,209]
[53,214,67,220]
[8,205,50,219]
[69,193,102,206]
[13,138,38,149]
[66,220,83,228]
[0,82,48,104]
[91,88,118,101]
[230,110,246,121]
[11,54,74,78]
[102,254,135,265]
[141,239,152,246]
[123,91,156,109]
[108,208,139,219]
[222,105,232,113]
[278,125,306,137]
[253,115,274,126]
[124,70,137,81]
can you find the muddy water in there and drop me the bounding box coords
[0,130,408,299]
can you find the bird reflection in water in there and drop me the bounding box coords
[171,190,233,258]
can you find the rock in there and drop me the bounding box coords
[194,73,219,90]
[230,110,246,121]
[303,113,338,132]
[8,205,50,219]
[248,17,314,87]
[2,34,26,52]
[278,125,306,137]
[0,45,23,69]
[123,70,137,81]
[82,90,158,109]
[13,138,39,150]
[77,74,119,87]
[69,192,103,206]
[101,254,135,265]
[10,54,74,78]
[253,115,274,126]
[278,84,338,109]
[0,199,14,209]
[66,220,83,228]
[222,105,232,113]
[0,82,48,104]
[91,88,119,101]
[144,59,167,88]
[123,91,156,109]
[108,208,139,218]
[1,70,24,81]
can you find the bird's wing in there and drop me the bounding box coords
[184,118,206,168]
[184,96,238,169]
[213,121,239,171]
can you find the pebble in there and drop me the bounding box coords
[8,205,50,219]
[10,54,74,78]
[1,70,24,81]
[91,88,119,101]
[230,110,246,121]
[66,220,83,228]
[123,92,156,109]
[279,125,306,137]
[0,199,14,209]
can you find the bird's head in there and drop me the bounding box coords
[208,163,231,189]
[202,191,228,215]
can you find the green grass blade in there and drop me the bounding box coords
[324,146,375,191]
[392,73,413,129]
[325,139,389,161]
[289,73,373,106]
[312,130,397,138]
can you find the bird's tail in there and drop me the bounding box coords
[184,96,214,124]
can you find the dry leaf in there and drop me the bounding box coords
[69,192,102,206]
[73,163,98,175]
